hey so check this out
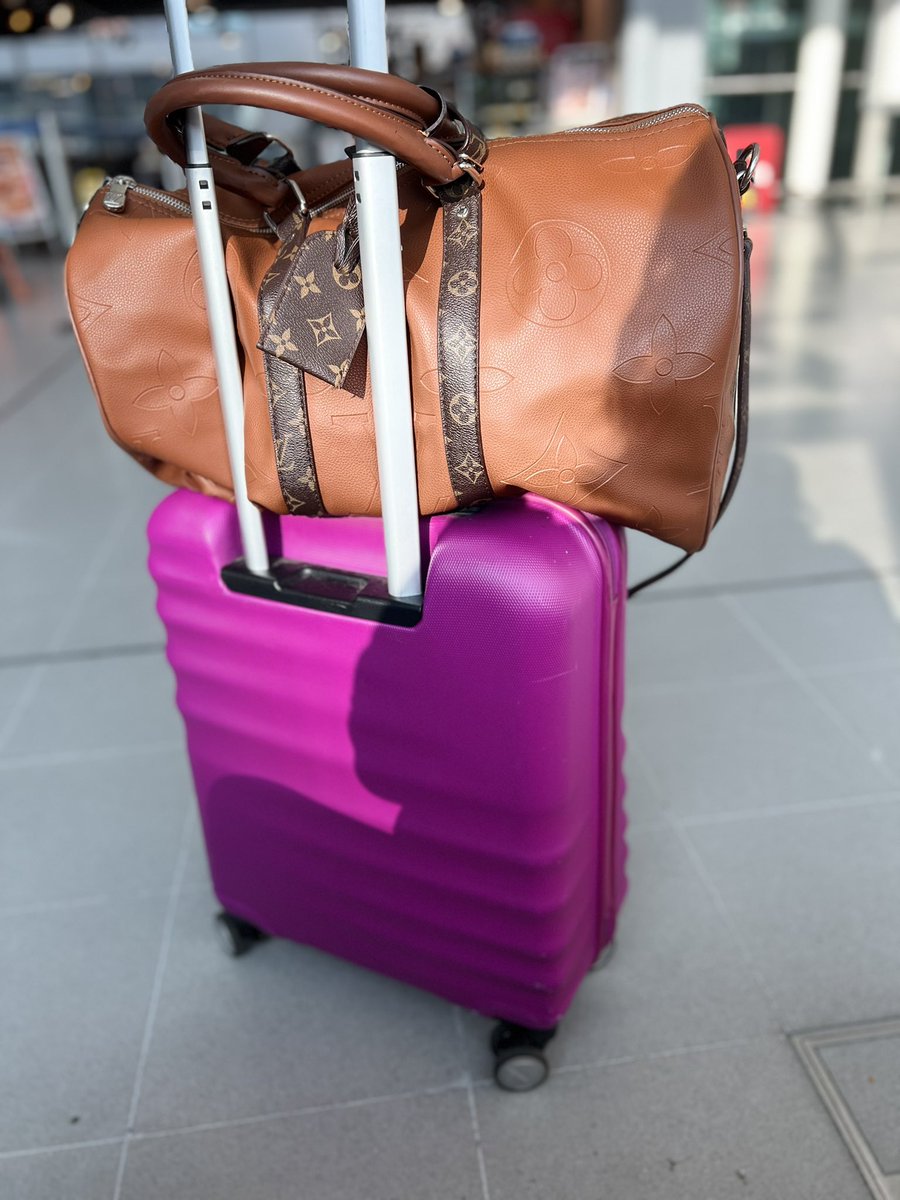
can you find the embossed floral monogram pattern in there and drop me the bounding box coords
[436,190,492,505]
[693,229,735,266]
[68,100,745,550]
[605,138,699,175]
[507,221,609,327]
[614,316,713,415]
[132,349,216,437]
[70,294,111,331]
[503,419,625,505]
[181,251,206,312]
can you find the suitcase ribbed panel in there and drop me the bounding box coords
[149,491,627,1028]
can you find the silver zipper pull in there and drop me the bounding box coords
[103,175,135,212]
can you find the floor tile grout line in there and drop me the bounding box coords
[0,344,75,425]
[46,506,143,653]
[0,641,165,673]
[111,807,194,1200]
[0,741,185,772]
[465,1085,494,1200]
[629,561,900,605]
[0,1082,477,1166]
[0,874,210,921]
[628,669,790,698]
[670,788,900,829]
[453,1006,493,1200]
[125,1081,472,1146]
[0,506,136,757]
[674,820,786,1027]
[0,895,110,920]
[632,742,786,1025]
[0,1136,126,1163]
[723,594,900,788]
[805,658,900,680]
[546,1033,776,1080]
[626,719,900,829]
[0,1034,799,1167]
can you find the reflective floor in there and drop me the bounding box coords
[2,204,899,1199]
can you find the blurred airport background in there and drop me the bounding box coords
[0,0,898,260]
[3,6,900,1198]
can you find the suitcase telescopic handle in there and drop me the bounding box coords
[161,0,422,600]
[163,0,270,575]
[344,0,422,600]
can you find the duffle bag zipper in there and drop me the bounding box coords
[101,175,272,233]
[568,103,707,135]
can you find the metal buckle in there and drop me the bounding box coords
[223,131,301,180]
[457,154,485,187]
[425,153,485,203]
[285,176,309,217]
[264,177,309,236]
[733,143,761,195]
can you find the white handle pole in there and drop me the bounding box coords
[163,0,269,575]
[347,0,423,600]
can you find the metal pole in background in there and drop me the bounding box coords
[36,111,78,247]
[784,0,849,201]
[852,0,900,199]
[163,0,270,575]
[347,0,423,601]
[619,0,706,113]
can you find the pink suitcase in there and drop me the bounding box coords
[148,0,628,1091]
[148,490,627,1088]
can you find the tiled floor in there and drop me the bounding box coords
[2,204,899,1199]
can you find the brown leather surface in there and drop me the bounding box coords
[67,87,745,552]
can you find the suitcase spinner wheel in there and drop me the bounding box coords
[491,1022,557,1092]
[215,911,268,958]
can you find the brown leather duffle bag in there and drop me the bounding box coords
[66,63,753,552]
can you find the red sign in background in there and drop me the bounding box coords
[724,124,785,214]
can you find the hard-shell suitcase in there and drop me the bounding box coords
[151,0,628,1089]
[149,490,627,1084]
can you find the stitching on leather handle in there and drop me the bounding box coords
[348,93,424,123]
[179,72,458,172]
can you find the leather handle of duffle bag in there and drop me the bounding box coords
[144,63,486,199]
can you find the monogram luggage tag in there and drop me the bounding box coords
[258,199,367,396]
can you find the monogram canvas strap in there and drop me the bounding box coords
[258,176,493,510]
[436,187,492,506]
[257,209,326,516]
